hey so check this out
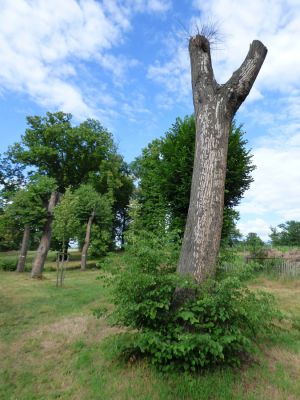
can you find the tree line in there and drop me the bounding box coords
[0,110,257,277]
[0,112,134,276]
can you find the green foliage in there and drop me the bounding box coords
[6,112,133,250]
[74,184,113,255]
[0,154,25,204]
[133,116,255,241]
[0,258,17,271]
[52,188,79,247]
[0,175,58,251]
[270,220,300,246]
[8,112,115,192]
[113,236,281,372]
[244,232,265,256]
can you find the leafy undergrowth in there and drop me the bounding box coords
[112,243,284,372]
[1,263,300,399]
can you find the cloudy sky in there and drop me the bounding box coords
[0,0,299,240]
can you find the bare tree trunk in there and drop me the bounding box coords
[31,191,59,278]
[16,224,30,272]
[177,35,267,283]
[80,210,95,271]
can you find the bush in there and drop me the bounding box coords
[0,258,17,271]
[112,235,282,372]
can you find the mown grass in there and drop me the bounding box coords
[1,256,300,399]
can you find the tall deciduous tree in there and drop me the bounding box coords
[270,221,300,246]
[7,112,130,275]
[0,175,57,271]
[133,116,254,242]
[7,113,115,192]
[178,34,267,283]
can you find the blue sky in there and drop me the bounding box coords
[0,0,300,240]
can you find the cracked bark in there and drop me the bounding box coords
[31,191,59,278]
[177,35,267,283]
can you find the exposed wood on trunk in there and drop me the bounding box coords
[16,224,30,272]
[80,210,95,271]
[31,191,59,278]
[177,35,267,283]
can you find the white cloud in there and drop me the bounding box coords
[0,0,170,119]
[237,218,271,242]
[148,0,300,104]
[237,142,300,239]
[146,0,300,239]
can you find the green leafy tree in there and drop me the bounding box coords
[74,184,113,269]
[89,154,134,249]
[245,232,264,256]
[0,154,26,212]
[7,112,133,253]
[133,116,255,243]
[7,112,115,192]
[52,188,79,249]
[0,175,57,271]
[6,111,132,275]
[270,221,300,246]
[52,188,79,286]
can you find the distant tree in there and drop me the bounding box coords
[245,232,264,255]
[0,175,57,271]
[7,112,115,192]
[52,188,79,285]
[74,184,112,270]
[7,112,133,266]
[89,153,134,249]
[133,116,255,242]
[270,221,300,247]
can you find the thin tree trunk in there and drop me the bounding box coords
[80,210,95,271]
[16,224,30,272]
[177,35,267,283]
[31,191,59,278]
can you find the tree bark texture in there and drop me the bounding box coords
[80,210,95,271]
[31,191,59,278]
[16,224,30,272]
[177,35,267,283]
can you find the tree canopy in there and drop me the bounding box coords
[270,220,300,246]
[132,115,255,243]
[7,112,116,193]
[4,112,133,252]
[0,175,58,251]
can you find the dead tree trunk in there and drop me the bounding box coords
[80,210,95,271]
[31,191,59,278]
[16,224,30,272]
[177,35,267,283]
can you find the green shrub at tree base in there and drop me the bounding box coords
[112,235,282,372]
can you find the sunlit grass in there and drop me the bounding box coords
[1,259,300,399]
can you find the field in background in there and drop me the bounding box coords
[1,253,300,400]
[0,249,98,272]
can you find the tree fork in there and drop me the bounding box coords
[177,35,267,283]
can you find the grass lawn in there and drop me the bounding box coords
[1,264,300,399]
